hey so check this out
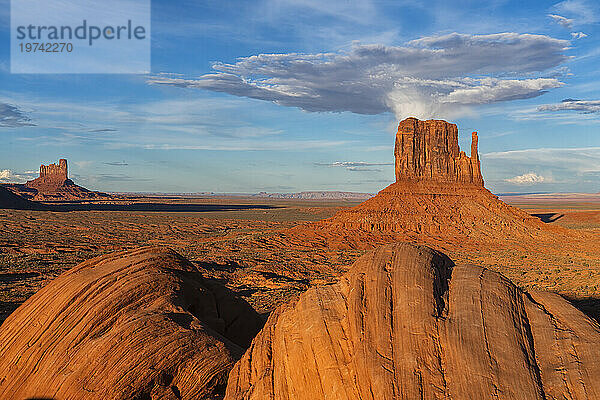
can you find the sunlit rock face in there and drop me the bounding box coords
[395,117,483,186]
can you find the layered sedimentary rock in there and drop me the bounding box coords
[395,118,483,185]
[325,180,540,238]
[324,118,542,239]
[7,158,111,201]
[225,243,600,400]
[0,246,264,399]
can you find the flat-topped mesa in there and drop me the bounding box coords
[394,117,484,186]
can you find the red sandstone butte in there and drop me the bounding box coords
[395,117,483,185]
[4,158,111,201]
[25,158,71,192]
[319,117,549,240]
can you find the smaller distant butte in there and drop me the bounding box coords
[2,158,111,201]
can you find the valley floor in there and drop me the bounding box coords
[1,195,600,323]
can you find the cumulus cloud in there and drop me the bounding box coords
[0,103,35,128]
[0,169,11,180]
[505,172,547,185]
[0,169,36,183]
[571,31,588,39]
[148,33,569,120]
[549,14,574,29]
[537,99,600,113]
[484,147,600,190]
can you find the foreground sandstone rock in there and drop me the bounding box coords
[225,243,600,400]
[0,247,264,399]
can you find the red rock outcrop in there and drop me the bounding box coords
[323,118,544,241]
[395,118,483,185]
[7,158,111,201]
[0,246,264,399]
[25,158,70,191]
[225,243,600,400]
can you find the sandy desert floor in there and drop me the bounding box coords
[1,195,600,324]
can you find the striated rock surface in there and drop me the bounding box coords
[225,243,600,400]
[0,246,264,400]
[324,180,541,239]
[395,117,483,185]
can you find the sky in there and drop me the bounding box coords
[1,0,600,194]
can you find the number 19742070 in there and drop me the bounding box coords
[19,42,73,53]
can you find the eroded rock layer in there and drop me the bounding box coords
[324,180,542,239]
[0,246,264,400]
[225,243,600,400]
[395,117,483,185]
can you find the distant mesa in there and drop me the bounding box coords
[3,158,111,202]
[321,117,543,240]
[25,158,70,191]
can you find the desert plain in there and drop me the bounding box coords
[2,191,600,325]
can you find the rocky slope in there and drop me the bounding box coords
[0,246,264,399]
[225,243,600,400]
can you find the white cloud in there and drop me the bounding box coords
[0,169,11,180]
[548,14,574,29]
[553,0,599,25]
[148,33,569,120]
[315,161,392,171]
[505,172,547,185]
[537,99,600,113]
[0,103,35,128]
[0,169,36,183]
[571,31,588,39]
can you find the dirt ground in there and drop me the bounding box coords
[1,195,600,323]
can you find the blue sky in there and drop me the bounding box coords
[1,0,600,193]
